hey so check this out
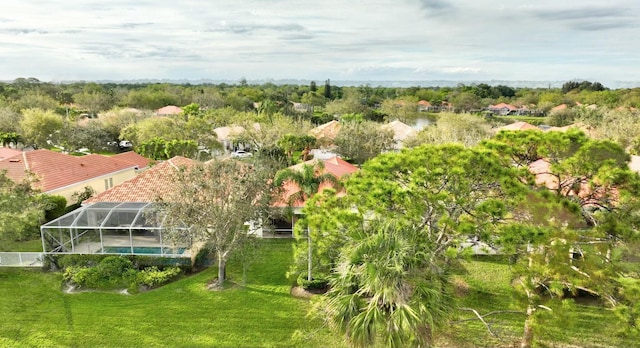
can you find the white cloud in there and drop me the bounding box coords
[0,0,637,86]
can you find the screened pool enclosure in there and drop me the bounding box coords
[41,202,192,257]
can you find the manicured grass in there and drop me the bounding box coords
[2,243,633,347]
[441,256,634,347]
[0,239,344,348]
[0,238,43,252]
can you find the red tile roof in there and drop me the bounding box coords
[274,156,358,207]
[84,156,196,204]
[490,103,518,111]
[110,151,151,169]
[418,100,432,107]
[0,147,21,160]
[156,105,182,115]
[551,104,568,112]
[496,121,539,132]
[0,149,149,193]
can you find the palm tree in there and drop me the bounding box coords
[317,219,452,348]
[274,161,341,281]
[274,161,340,206]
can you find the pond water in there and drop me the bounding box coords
[405,115,435,131]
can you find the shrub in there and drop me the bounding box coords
[57,254,108,269]
[137,266,181,288]
[297,273,329,291]
[41,194,67,221]
[97,256,133,276]
[63,257,182,291]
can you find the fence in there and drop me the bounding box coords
[0,252,44,267]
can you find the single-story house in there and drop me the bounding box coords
[487,103,519,115]
[41,156,196,258]
[381,120,418,149]
[0,149,150,204]
[309,120,341,145]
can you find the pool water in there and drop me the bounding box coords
[101,246,187,255]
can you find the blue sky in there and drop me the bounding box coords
[1,0,639,86]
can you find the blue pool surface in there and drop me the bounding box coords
[101,246,187,255]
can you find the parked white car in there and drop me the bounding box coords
[231,150,252,158]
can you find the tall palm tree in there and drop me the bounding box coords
[274,161,341,281]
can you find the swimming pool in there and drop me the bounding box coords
[101,246,187,255]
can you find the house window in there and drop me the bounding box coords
[104,178,114,190]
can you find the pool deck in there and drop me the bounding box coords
[71,236,191,257]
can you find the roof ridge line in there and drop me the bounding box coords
[22,151,29,171]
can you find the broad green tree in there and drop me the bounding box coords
[12,92,59,111]
[277,134,316,163]
[483,130,640,347]
[405,112,490,148]
[333,121,394,165]
[19,108,64,148]
[305,144,528,345]
[0,171,45,242]
[73,91,114,116]
[0,107,22,134]
[158,159,277,288]
[119,116,179,146]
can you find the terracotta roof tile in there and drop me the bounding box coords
[496,121,539,132]
[84,156,196,204]
[155,105,182,115]
[0,147,21,160]
[274,156,358,207]
[0,149,148,192]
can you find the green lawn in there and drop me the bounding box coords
[1,242,634,347]
[0,239,344,348]
[441,256,634,347]
[0,238,43,252]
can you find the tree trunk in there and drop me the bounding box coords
[307,230,312,282]
[521,305,535,348]
[218,256,226,287]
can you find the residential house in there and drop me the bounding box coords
[550,104,568,112]
[213,124,261,152]
[155,105,182,116]
[488,103,519,115]
[41,156,196,258]
[381,120,418,149]
[0,149,149,204]
[418,100,440,112]
[495,121,540,132]
[309,120,341,144]
[291,102,313,113]
[265,156,359,237]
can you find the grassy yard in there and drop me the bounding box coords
[441,256,634,347]
[1,241,634,347]
[0,238,43,252]
[0,239,343,348]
